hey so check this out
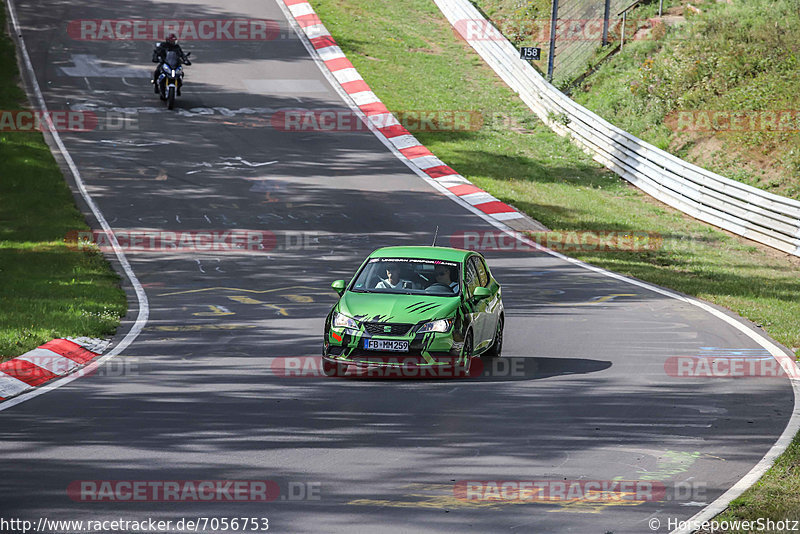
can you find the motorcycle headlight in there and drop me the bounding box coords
[332,311,359,330]
[417,318,453,333]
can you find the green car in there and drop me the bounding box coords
[323,246,504,377]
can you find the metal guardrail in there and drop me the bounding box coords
[434,0,800,256]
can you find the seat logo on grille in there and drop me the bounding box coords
[384,326,392,333]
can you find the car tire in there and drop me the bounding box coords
[457,332,473,378]
[485,317,503,358]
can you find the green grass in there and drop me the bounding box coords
[311,0,800,528]
[564,0,800,199]
[0,3,126,361]
[710,433,800,533]
[475,0,800,198]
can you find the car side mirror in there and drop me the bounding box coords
[331,279,346,296]
[473,286,491,300]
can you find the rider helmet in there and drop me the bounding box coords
[166,34,178,45]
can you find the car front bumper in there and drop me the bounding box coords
[324,326,465,369]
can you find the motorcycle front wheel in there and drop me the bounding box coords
[167,86,176,109]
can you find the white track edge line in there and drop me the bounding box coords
[277,2,800,531]
[1,0,150,412]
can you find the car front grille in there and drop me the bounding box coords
[363,322,414,336]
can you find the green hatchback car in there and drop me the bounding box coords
[323,246,504,377]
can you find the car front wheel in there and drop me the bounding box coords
[457,332,473,378]
[485,317,503,358]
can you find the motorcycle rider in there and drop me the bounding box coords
[151,34,191,95]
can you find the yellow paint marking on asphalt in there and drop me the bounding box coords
[347,483,502,510]
[346,483,645,512]
[193,305,235,316]
[158,285,318,297]
[284,294,313,303]
[265,304,289,316]
[228,295,265,305]
[592,293,637,304]
[347,497,499,509]
[550,499,645,513]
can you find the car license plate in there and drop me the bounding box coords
[364,339,409,352]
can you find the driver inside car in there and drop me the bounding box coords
[429,265,459,293]
[375,263,413,290]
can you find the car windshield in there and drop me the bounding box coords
[351,258,461,296]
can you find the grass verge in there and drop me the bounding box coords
[476,0,800,199]
[702,433,800,532]
[0,3,126,361]
[311,0,800,529]
[567,0,799,199]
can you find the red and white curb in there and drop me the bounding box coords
[0,338,109,401]
[282,0,543,231]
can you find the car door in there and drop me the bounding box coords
[466,256,491,350]
[474,255,501,344]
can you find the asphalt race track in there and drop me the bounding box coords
[0,0,795,532]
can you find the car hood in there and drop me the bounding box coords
[339,291,460,324]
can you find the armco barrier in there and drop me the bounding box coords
[435,0,800,256]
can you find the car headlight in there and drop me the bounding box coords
[417,318,453,333]
[332,311,359,330]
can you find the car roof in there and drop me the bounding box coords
[368,246,474,262]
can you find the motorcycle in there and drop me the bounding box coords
[157,51,191,110]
